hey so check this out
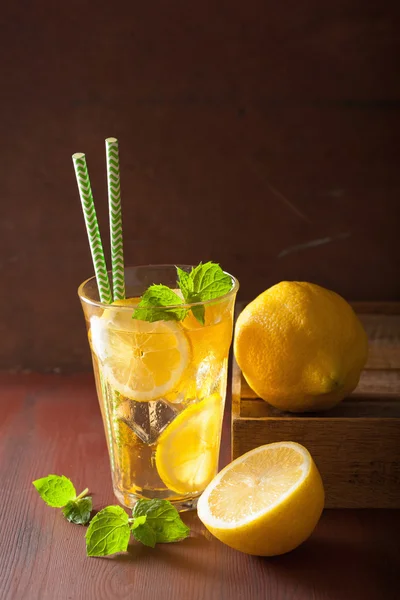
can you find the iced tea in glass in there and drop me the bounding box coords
[79,265,238,510]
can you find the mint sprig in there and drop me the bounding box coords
[33,475,190,556]
[132,285,187,323]
[86,499,190,556]
[132,261,232,325]
[33,475,92,525]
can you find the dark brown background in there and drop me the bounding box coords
[1,1,399,371]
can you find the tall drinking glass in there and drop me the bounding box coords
[79,265,238,511]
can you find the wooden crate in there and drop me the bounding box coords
[232,302,400,508]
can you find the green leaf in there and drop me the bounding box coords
[190,304,205,325]
[132,262,232,325]
[176,266,193,298]
[189,262,232,302]
[176,262,232,325]
[130,515,147,530]
[132,499,190,544]
[132,284,188,323]
[86,506,130,557]
[32,475,76,508]
[62,497,92,525]
[132,520,157,548]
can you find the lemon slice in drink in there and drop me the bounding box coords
[90,299,190,402]
[156,394,223,494]
[197,442,324,556]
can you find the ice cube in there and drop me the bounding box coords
[116,398,178,444]
[196,356,227,399]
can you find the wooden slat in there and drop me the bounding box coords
[350,302,400,315]
[239,369,400,406]
[354,368,400,396]
[232,417,400,509]
[240,397,400,419]
[359,313,400,369]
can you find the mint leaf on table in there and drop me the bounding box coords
[34,477,190,556]
[33,474,91,524]
[33,475,76,508]
[63,497,93,525]
[86,506,131,557]
[131,516,157,548]
[130,515,147,528]
[85,500,190,556]
[132,499,190,544]
[132,284,187,322]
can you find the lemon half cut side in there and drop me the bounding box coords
[197,441,324,556]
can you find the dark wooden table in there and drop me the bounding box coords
[1,374,399,600]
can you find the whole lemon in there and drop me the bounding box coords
[234,282,368,412]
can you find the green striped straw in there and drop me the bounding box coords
[72,153,112,304]
[105,138,125,301]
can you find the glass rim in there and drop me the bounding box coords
[78,263,239,311]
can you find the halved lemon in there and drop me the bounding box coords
[156,394,223,494]
[90,299,190,402]
[197,442,324,556]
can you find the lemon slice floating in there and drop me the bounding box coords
[156,394,223,494]
[90,299,190,402]
[197,441,324,556]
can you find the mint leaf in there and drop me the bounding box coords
[131,516,157,548]
[177,262,232,325]
[130,515,147,529]
[33,475,91,525]
[188,262,232,302]
[63,497,92,525]
[190,304,205,325]
[86,506,130,557]
[33,475,76,508]
[132,284,187,323]
[132,262,232,325]
[176,267,193,298]
[132,499,190,544]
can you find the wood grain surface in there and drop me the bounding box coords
[232,302,400,508]
[0,374,399,600]
[1,0,400,371]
